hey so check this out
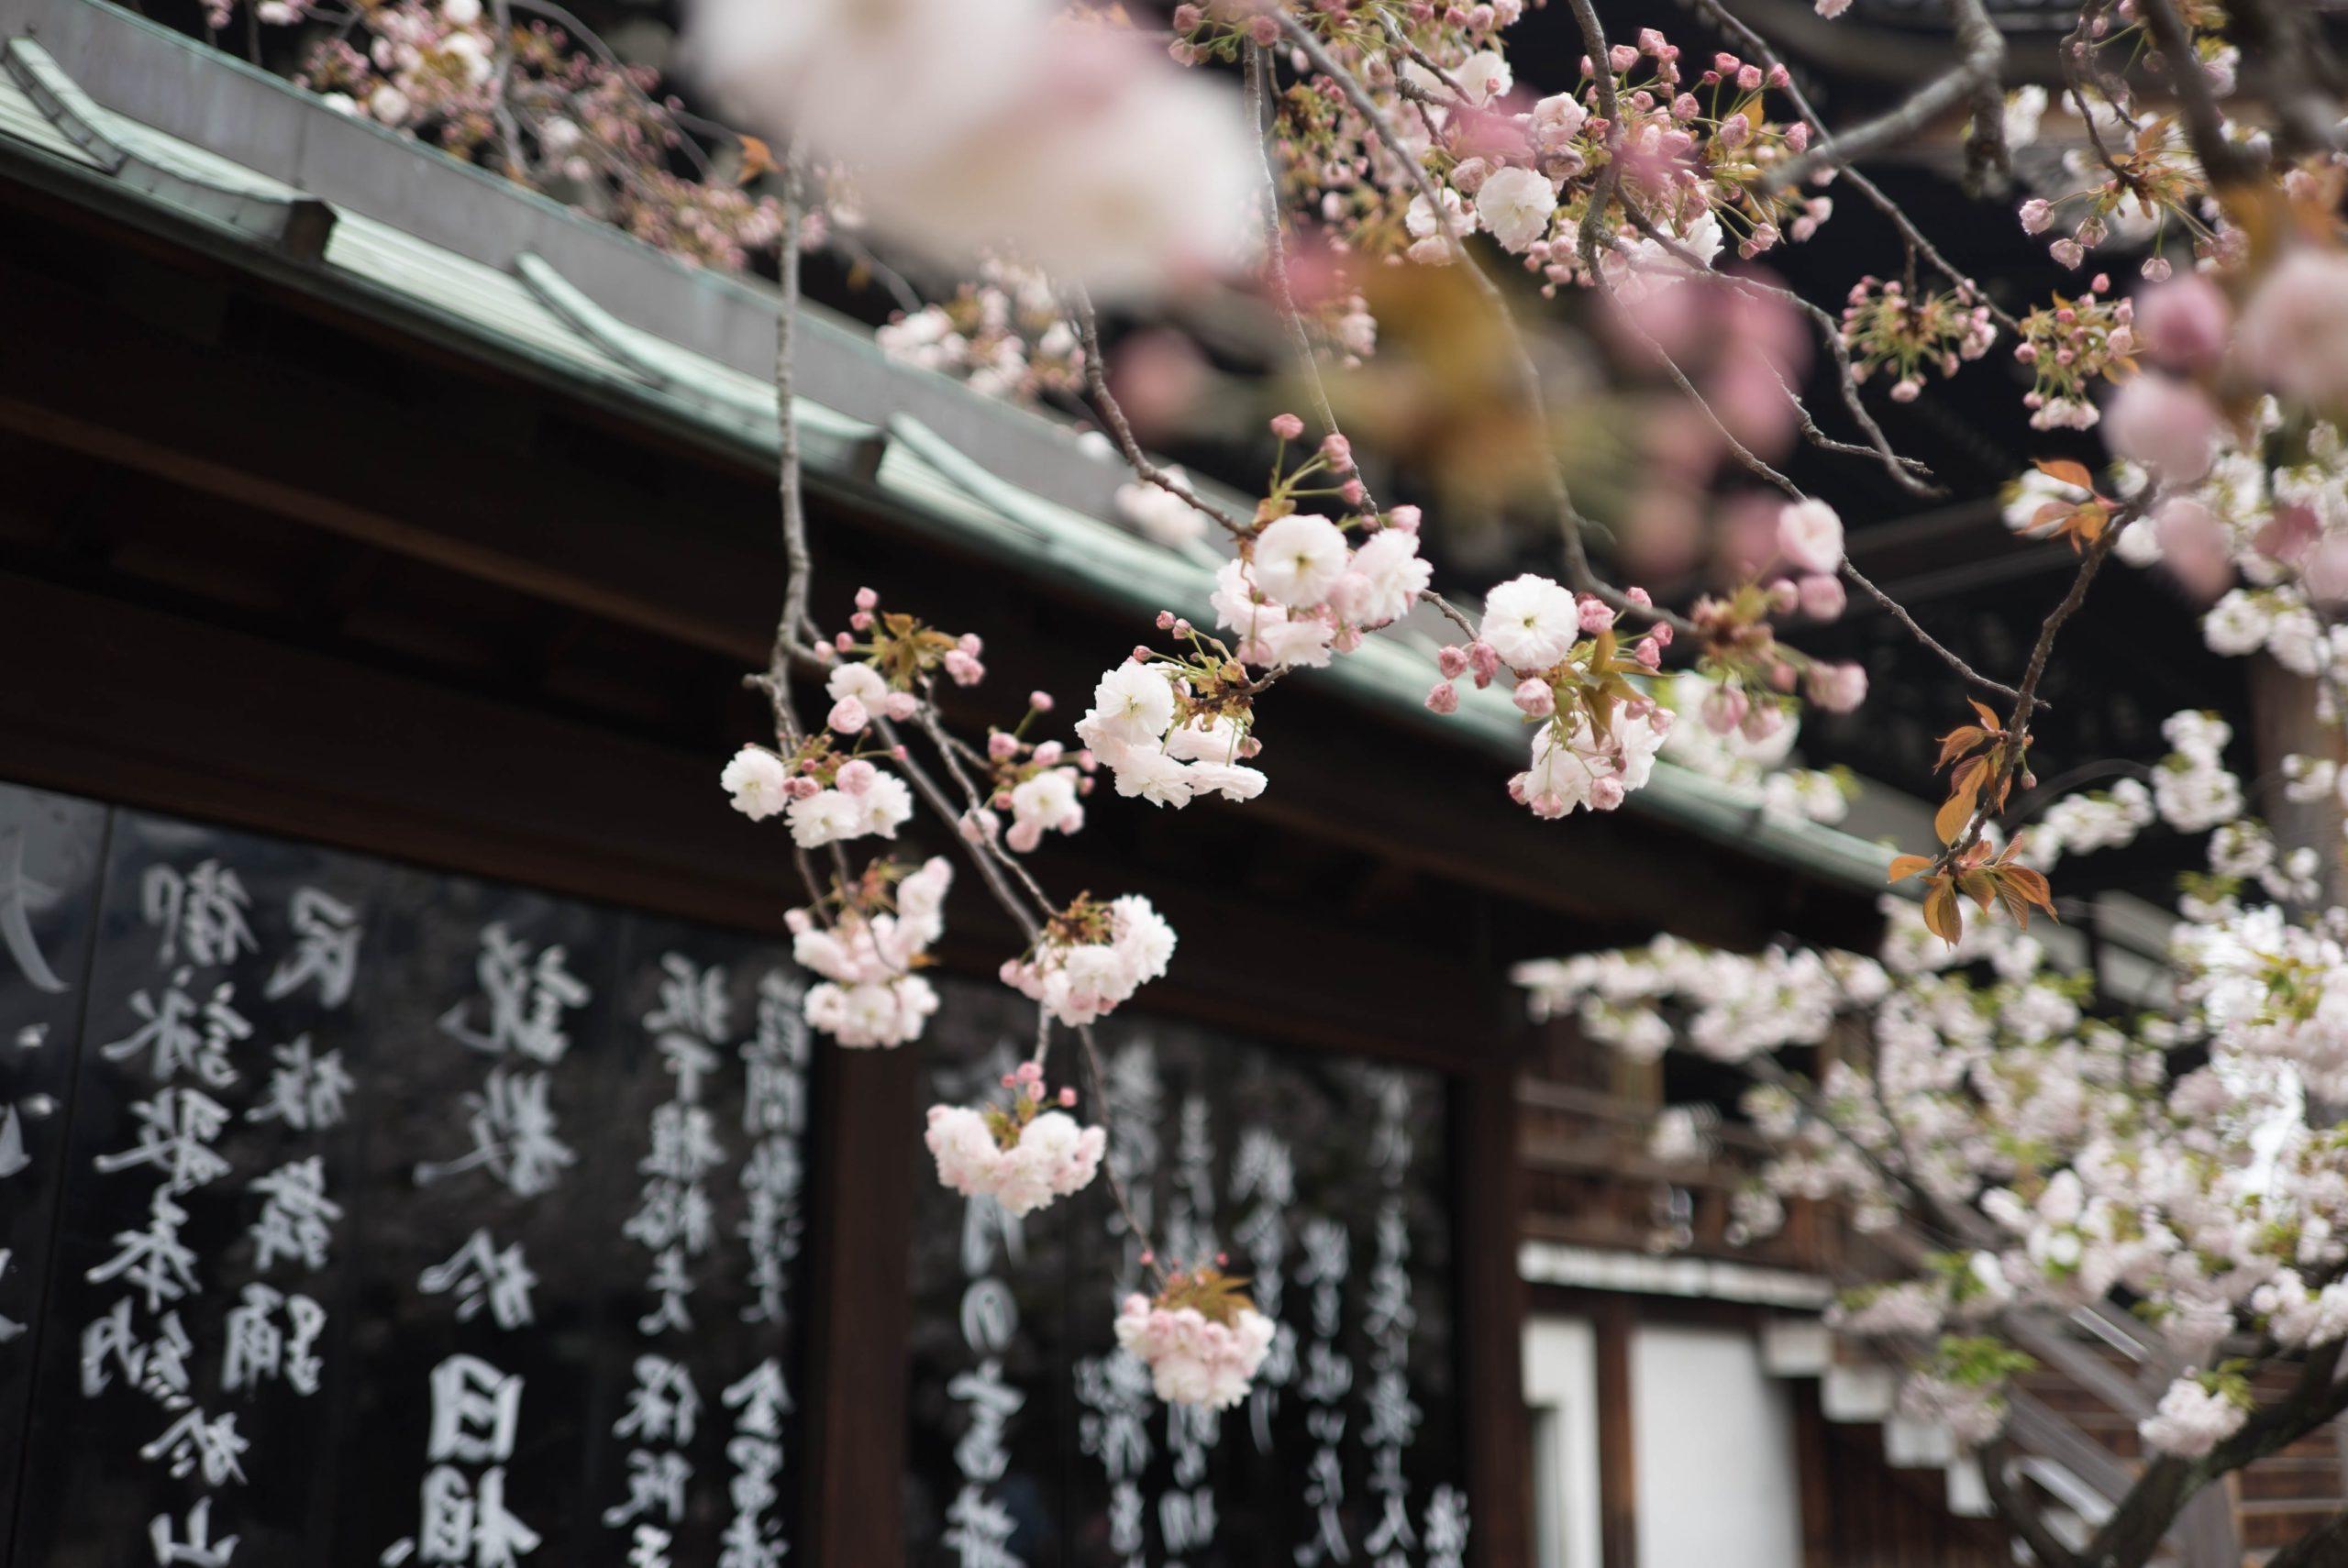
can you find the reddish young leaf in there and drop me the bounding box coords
[1922,878,1964,945]
[1934,782,1979,846]
[2032,458,2097,492]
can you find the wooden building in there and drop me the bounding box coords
[0,3,1904,1564]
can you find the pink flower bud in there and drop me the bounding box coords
[1389,504,1423,533]
[1798,573,1847,620]
[1513,678,1556,717]
[1634,636,1662,669]
[1701,685,1748,734]
[1270,413,1306,440]
[988,731,1021,760]
[1320,433,1354,469]
[1578,597,1616,633]
[1425,680,1461,714]
[836,758,877,796]
[2103,372,2218,484]
[827,696,869,734]
[883,691,920,721]
[1029,690,1056,712]
[1035,740,1065,766]
[1438,644,1470,678]
[1805,660,1869,713]
[1590,775,1627,811]
[1342,479,1367,506]
[944,650,985,687]
[850,611,874,631]
[1625,586,1653,607]
[1468,640,1502,679]
[1059,1088,1078,1107]
[855,586,879,611]
[2135,273,2232,370]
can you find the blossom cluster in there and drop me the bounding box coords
[1078,423,1432,809]
[787,856,953,1048]
[876,260,1084,403]
[2030,778,2154,867]
[2014,277,2136,432]
[970,696,1095,854]
[721,743,916,850]
[925,1061,1107,1217]
[1113,1264,1278,1410]
[1838,278,1998,403]
[1521,843,2348,1462]
[294,0,790,271]
[1002,892,1177,1028]
[1365,28,1831,290]
[1657,673,1853,826]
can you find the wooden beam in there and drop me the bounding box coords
[0,252,781,660]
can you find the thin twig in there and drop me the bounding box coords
[1070,296,1251,538]
[1843,560,2027,703]
[1680,0,2020,334]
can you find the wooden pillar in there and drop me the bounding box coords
[802,1043,920,1567]
[1593,1296,1638,1568]
[1459,1057,1532,1568]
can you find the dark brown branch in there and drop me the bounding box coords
[2083,1342,2348,1568]
[2136,0,2257,189]
[2266,1507,2348,1568]
[1760,0,2008,193]
[1070,297,1249,537]
[1980,1439,2088,1568]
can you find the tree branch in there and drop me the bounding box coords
[1761,0,2007,193]
[1981,1438,2088,1568]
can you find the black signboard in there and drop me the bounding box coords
[906,1007,1468,1568]
[0,781,812,1568]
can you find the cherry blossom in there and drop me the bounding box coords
[1113,1269,1277,1409]
[1002,893,1176,1027]
[788,857,952,1049]
[925,1062,1106,1218]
